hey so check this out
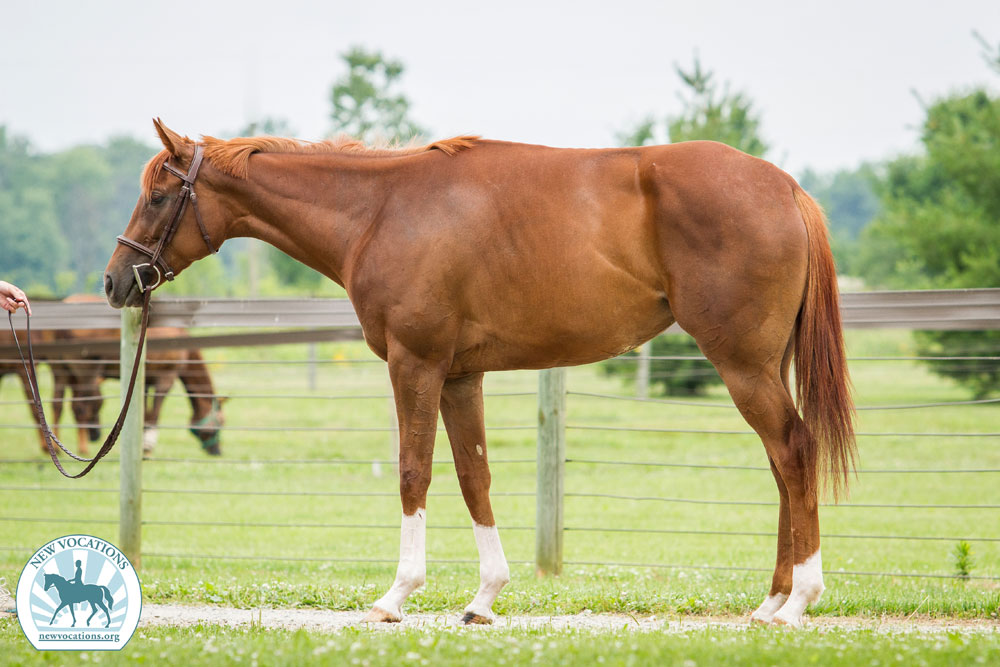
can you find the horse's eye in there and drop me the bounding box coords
[149,192,165,205]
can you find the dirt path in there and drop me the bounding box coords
[139,605,999,634]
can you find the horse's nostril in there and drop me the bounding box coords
[104,273,113,296]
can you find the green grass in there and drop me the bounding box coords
[1,329,998,621]
[2,617,999,666]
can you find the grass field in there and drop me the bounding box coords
[1,617,999,666]
[1,328,998,660]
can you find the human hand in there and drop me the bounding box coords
[0,281,31,316]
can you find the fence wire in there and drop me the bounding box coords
[2,339,998,584]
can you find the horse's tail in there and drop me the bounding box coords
[792,186,857,501]
[102,585,114,609]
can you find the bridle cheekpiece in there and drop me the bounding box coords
[116,143,218,292]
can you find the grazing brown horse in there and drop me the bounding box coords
[103,120,855,628]
[50,297,224,456]
[51,340,224,456]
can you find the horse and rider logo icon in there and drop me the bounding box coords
[43,559,115,628]
[16,534,142,651]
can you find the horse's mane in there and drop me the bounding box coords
[141,134,479,198]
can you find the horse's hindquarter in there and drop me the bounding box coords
[351,143,675,372]
[640,142,809,347]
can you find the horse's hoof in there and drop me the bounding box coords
[461,612,493,625]
[771,614,801,629]
[362,606,400,623]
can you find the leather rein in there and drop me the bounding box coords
[7,144,217,478]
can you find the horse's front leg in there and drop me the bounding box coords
[87,601,99,626]
[49,602,68,625]
[440,372,509,624]
[363,348,447,623]
[143,374,174,456]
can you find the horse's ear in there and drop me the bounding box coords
[153,118,192,157]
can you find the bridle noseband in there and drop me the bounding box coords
[116,143,218,292]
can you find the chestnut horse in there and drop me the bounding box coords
[103,120,855,628]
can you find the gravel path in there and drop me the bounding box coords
[138,605,999,635]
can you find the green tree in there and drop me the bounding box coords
[47,145,115,289]
[668,58,769,156]
[798,164,881,274]
[859,82,1000,396]
[601,335,723,397]
[329,46,426,143]
[0,127,68,292]
[619,58,768,158]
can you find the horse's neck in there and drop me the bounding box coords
[178,352,215,420]
[222,153,392,287]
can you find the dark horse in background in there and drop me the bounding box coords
[103,121,855,628]
[49,295,225,456]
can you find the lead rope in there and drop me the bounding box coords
[7,291,152,479]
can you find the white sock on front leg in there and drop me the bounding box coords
[750,592,789,624]
[463,523,510,623]
[370,509,426,621]
[142,427,158,453]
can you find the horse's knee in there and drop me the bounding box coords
[399,467,432,510]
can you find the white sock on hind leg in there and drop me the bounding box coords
[773,550,824,627]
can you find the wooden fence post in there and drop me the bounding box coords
[636,340,653,399]
[119,307,146,570]
[536,367,566,576]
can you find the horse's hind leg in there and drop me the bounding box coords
[364,347,447,623]
[707,348,824,628]
[90,599,111,627]
[749,456,793,623]
[439,372,509,625]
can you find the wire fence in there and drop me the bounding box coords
[2,316,1000,583]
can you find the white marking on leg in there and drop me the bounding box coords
[750,592,788,624]
[371,509,426,620]
[142,427,158,453]
[463,523,510,621]
[475,444,483,456]
[773,549,824,627]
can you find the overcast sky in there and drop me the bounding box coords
[2,0,998,174]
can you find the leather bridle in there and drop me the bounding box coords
[116,143,219,292]
[7,144,219,478]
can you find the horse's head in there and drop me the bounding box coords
[104,120,227,308]
[191,397,226,456]
[43,572,57,590]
